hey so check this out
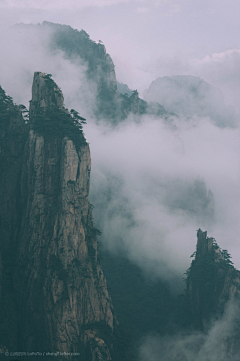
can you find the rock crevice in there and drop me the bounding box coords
[0,73,115,360]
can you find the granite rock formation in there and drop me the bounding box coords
[185,229,240,331]
[14,22,170,124]
[0,72,116,360]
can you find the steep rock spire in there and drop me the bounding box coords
[0,73,116,360]
[30,72,64,115]
[185,229,240,331]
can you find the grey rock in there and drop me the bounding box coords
[0,73,116,360]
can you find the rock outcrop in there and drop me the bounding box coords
[0,73,116,360]
[14,22,170,125]
[185,229,240,331]
[47,22,170,123]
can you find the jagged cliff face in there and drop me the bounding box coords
[15,22,169,124]
[47,21,169,123]
[185,229,240,331]
[49,23,118,120]
[0,73,116,360]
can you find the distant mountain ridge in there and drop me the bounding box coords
[116,82,133,96]
[14,21,171,124]
[144,75,239,127]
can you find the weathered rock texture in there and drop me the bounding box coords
[0,73,116,360]
[185,229,240,331]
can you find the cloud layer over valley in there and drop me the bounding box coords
[0,23,239,287]
[0,2,240,356]
[87,115,240,284]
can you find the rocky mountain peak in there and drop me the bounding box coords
[185,229,240,331]
[196,229,214,258]
[196,228,222,262]
[30,71,64,118]
[0,74,117,360]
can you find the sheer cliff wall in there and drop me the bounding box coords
[0,73,116,360]
[185,229,240,331]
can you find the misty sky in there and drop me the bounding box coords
[0,0,240,110]
[0,0,239,281]
[0,4,240,359]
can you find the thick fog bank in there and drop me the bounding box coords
[0,22,239,284]
[143,75,239,128]
[87,116,240,282]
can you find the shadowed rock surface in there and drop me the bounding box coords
[185,229,240,331]
[0,72,118,360]
[0,67,239,361]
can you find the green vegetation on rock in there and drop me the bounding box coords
[184,231,239,329]
[32,107,86,151]
[0,86,19,130]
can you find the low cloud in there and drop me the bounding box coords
[139,300,240,361]
[0,24,97,118]
[0,22,239,287]
[87,115,240,283]
[147,49,240,113]
[143,75,239,128]
[193,49,240,113]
